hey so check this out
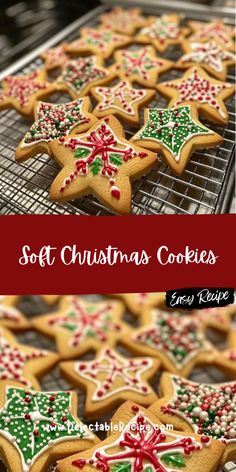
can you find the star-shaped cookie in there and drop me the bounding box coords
[60,347,159,418]
[157,66,235,125]
[99,6,147,35]
[131,104,223,175]
[49,115,158,214]
[149,373,236,463]
[177,40,236,81]
[0,296,29,331]
[121,308,215,377]
[188,20,235,52]
[213,330,236,379]
[136,14,189,53]
[15,97,94,162]
[0,69,55,118]
[56,56,115,99]
[111,46,173,87]
[32,296,130,359]
[91,81,155,126]
[111,292,164,316]
[191,305,236,332]
[65,28,131,59]
[56,401,224,472]
[0,383,99,472]
[40,43,68,70]
[0,327,58,389]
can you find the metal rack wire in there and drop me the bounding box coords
[0,3,235,215]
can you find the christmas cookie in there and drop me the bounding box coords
[111,292,164,317]
[15,97,94,163]
[131,104,223,175]
[135,15,189,53]
[192,305,235,332]
[188,20,235,52]
[60,348,160,418]
[176,40,236,81]
[0,296,30,331]
[111,46,173,88]
[0,69,55,118]
[0,327,58,389]
[91,81,155,126]
[99,6,147,36]
[49,115,158,214]
[40,43,68,70]
[121,308,215,377]
[156,66,235,126]
[32,296,130,359]
[56,401,225,472]
[149,373,236,463]
[0,383,99,472]
[65,28,131,60]
[213,330,236,379]
[40,295,61,305]
[56,56,115,99]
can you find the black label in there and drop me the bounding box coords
[165,288,234,310]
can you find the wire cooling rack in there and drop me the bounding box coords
[0,2,235,215]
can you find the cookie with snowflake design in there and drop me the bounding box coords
[60,348,160,418]
[99,6,147,35]
[0,296,30,331]
[0,383,99,472]
[0,327,58,389]
[149,373,236,463]
[135,14,190,53]
[56,401,224,472]
[32,296,130,359]
[0,69,55,118]
[49,115,158,214]
[131,104,223,175]
[15,97,95,163]
[110,292,165,316]
[65,28,131,60]
[213,330,236,379]
[157,66,235,126]
[176,40,236,81]
[40,43,68,70]
[188,20,235,52]
[91,81,155,126]
[121,308,216,377]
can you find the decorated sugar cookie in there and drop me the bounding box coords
[15,97,94,163]
[213,330,236,379]
[0,69,55,118]
[135,15,189,53]
[56,401,224,472]
[99,6,147,35]
[49,115,158,214]
[188,20,235,52]
[56,56,115,99]
[121,308,215,377]
[0,383,99,472]
[192,305,236,332]
[60,348,159,418]
[177,40,236,81]
[91,81,155,126]
[156,66,235,126]
[131,104,223,175]
[32,296,130,359]
[149,373,236,463]
[40,43,68,70]
[65,28,131,60]
[112,292,164,316]
[0,296,29,331]
[0,327,58,389]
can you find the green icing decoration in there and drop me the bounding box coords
[162,453,186,468]
[60,57,107,94]
[91,158,103,176]
[75,148,91,158]
[111,463,131,472]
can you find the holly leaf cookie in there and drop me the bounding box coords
[0,327,58,389]
[99,6,147,36]
[213,330,236,379]
[91,81,155,126]
[56,401,225,472]
[60,347,160,418]
[40,43,68,70]
[111,292,165,317]
[188,20,235,52]
[131,104,223,175]
[0,296,29,331]
[111,46,173,88]
[156,66,235,126]
[49,115,158,215]
[176,40,236,81]
[135,14,190,53]
[149,373,236,464]
[65,28,131,60]
[32,296,130,359]
[0,69,55,118]
[0,383,99,472]
[15,97,94,163]
[121,308,215,377]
